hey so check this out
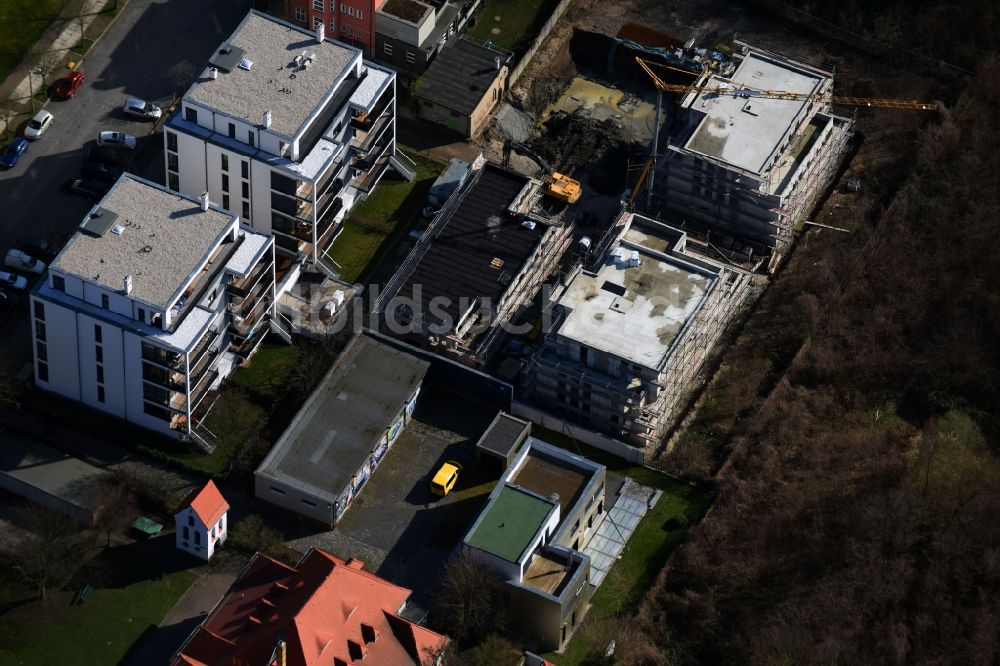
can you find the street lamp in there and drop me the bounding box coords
[28,67,42,113]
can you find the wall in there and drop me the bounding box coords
[506,0,574,85]
[375,2,433,45]
[511,401,645,463]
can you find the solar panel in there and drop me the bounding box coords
[80,208,119,237]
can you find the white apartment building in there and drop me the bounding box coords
[164,10,398,280]
[30,175,276,447]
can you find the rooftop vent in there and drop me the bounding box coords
[550,492,560,503]
[111,224,124,235]
[263,109,272,129]
[238,58,253,71]
[200,192,210,212]
[315,22,325,43]
[490,257,504,269]
[123,274,133,295]
[208,67,218,80]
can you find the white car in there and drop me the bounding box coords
[0,271,28,291]
[97,131,137,149]
[122,98,162,120]
[24,110,53,140]
[5,249,46,275]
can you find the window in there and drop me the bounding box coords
[383,43,393,56]
[242,201,251,220]
[35,320,46,341]
[36,340,46,362]
[97,385,105,403]
[182,526,189,541]
[194,531,201,545]
[137,307,145,323]
[143,403,170,421]
[341,23,349,33]
[221,154,229,171]
[101,294,109,309]
[248,132,255,148]
[314,16,323,30]
[37,362,48,382]
[167,153,178,172]
[94,324,102,342]
[96,366,104,383]
[406,51,416,65]
[241,161,249,179]
[166,131,177,152]
[279,141,288,156]
[33,300,44,321]
[168,172,179,191]
[355,9,362,18]
[95,346,103,363]
[295,7,306,21]
[270,486,286,495]
[242,181,249,198]
[222,194,230,210]
[222,174,230,192]
[185,107,198,123]
[313,0,324,10]
[188,515,194,526]
[340,3,346,10]
[53,275,65,291]
[330,17,336,31]
[302,499,317,507]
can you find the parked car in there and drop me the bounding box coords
[53,71,85,99]
[89,146,130,168]
[122,98,161,120]
[430,460,463,497]
[81,160,120,182]
[97,131,136,149]
[62,177,109,200]
[14,237,56,260]
[24,110,54,140]
[0,138,28,168]
[5,249,46,275]
[0,271,28,291]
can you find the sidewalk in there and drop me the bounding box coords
[0,0,113,136]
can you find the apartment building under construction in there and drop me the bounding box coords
[647,40,853,270]
[524,211,754,451]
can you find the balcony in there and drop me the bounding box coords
[169,238,242,331]
[229,294,270,337]
[189,327,223,378]
[190,368,219,412]
[142,345,183,371]
[351,86,393,132]
[229,276,271,319]
[349,111,393,157]
[142,363,185,392]
[351,152,392,194]
[228,256,273,298]
[231,323,268,359]
[272,214,314,243]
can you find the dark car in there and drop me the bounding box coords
[53,71,84,99]
[81,160,120,182]
[0,138,28,168]
[89,146,130,169]
[15,238,56,260]
[62,178,109,200]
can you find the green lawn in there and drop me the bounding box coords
[535,430,713,665]
[229,341,300,403]
[464,0,564,52]
[0,569,196,665]
[0,0,69,83]
[325,149,445,283]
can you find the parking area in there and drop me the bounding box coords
[285,387,500,608]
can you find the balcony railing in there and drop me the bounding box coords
[142,346,183,371]
[189,327,223,377]
[229,294,271,337]
[141,363,185,392]
[271,214,313,243]
[228,256,273,297]
[230,277,271,318]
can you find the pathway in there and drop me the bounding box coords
[583,478,661,586]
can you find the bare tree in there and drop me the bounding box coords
[90,480,139,548]
[431,552,507,648]
[3,505,83,600]
[458,633,520,666]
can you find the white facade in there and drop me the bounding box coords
[164,10,398,273]
[175,504,228,560]
[31,175,276,445]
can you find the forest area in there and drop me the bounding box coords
[618,1,1000,664]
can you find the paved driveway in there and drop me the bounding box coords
[286,388,499,609]
[0,0,252,366]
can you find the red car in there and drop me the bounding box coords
[53,71,84,99]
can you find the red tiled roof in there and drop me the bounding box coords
[181,480,229,528]
[171,548,449,666]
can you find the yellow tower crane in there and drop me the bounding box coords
[628,56,939,208]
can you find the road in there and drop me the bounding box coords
[0,0,252,369]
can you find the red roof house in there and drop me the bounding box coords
[175,480,230,561]
[171,548,449,666]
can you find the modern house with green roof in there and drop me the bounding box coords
[461,437,606,650]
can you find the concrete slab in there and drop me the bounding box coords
[582,477,659,586]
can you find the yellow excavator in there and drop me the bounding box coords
[502,139,582,204]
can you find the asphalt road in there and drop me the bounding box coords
[0,0,253,368]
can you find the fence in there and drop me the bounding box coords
[511,401,645,463]
[506,0,575,86]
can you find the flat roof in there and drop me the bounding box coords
[683,52,823,173]
[523,550,574,596]
[0,433,110,516]
[476,412,530,459]
[556,241,714,369]
[510,450,588,517]
[417,39,506,116]
[256,336,429,503]
[185,11,358,138]
[51,175,236,311]
[465,485,556,563]
[397,164,542,328]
